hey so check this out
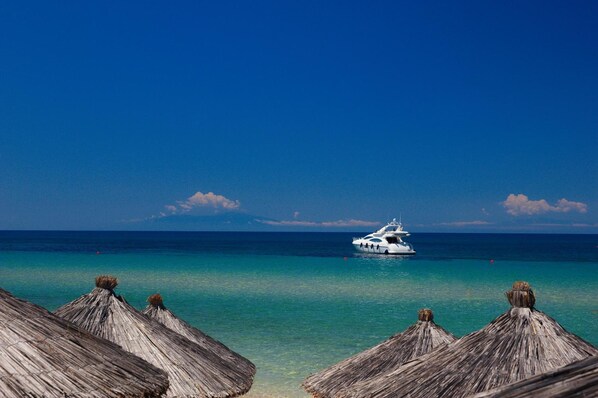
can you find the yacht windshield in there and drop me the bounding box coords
[386,236,398,244]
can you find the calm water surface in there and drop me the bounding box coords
[1,232,597,397]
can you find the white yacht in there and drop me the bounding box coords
[352,218,415,255]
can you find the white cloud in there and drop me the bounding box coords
[535,222,598,227]
[502,193,588,216]
[571,223,598,228]
[321,219,381,227]
[435,220,491,227]
[259,219,380,227]
[164,191,241,216]
[183,191,241,210]
[554,198,588,213]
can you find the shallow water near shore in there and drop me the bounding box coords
[1,232,597,397]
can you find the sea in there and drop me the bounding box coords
[1,231,597,397]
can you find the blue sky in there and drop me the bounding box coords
[1,1,596,232]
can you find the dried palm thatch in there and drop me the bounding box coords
[142,293,255,384]
[340,281,598,398]
[54,276,253,398]
[0,286,169,397]
[302,308,456,398]
[505,281,535,308]
[473,355,598,398]
[96,275,118,290]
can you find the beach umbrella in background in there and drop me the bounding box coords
[472,355,598,398]
[340,281,598,398]
[302,309,456,398]
[0,286,169,397]
[142,293,255,384]
[54,276,254,398]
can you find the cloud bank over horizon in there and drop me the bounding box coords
[502,194,588,216]
[132,191,593,232]
[434,220,491,227]
[258,219,380,228]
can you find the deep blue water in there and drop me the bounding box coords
[1,231,597,262]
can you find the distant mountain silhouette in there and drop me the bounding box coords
[125,212,377,232]
[139,212,278,231]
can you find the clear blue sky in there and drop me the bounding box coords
[1,1,596,232]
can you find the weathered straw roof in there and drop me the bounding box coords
[473,355,598,398]
[55,276,254,398]
[340,281,598,398]
[142,293,255,385]
[0,286,169,397]
[302,309,456,398]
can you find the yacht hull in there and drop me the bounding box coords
[352,241,416,255]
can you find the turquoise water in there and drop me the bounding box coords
[0,232,597,397]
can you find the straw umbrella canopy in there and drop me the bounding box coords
[341,281,598,398]
[55,276,254,398]
[302,309,456,398]
[473,355,598,398]
[0,286,169,397]
[142,293,256,384]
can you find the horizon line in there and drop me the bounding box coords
[0,229,596,235]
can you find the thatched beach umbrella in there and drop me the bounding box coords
[0,286,169,397]
[142,293,255,381]
[473,355,598,398]
[340,281,598,398]
[302,308,456,398]
[55,276,254,397]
